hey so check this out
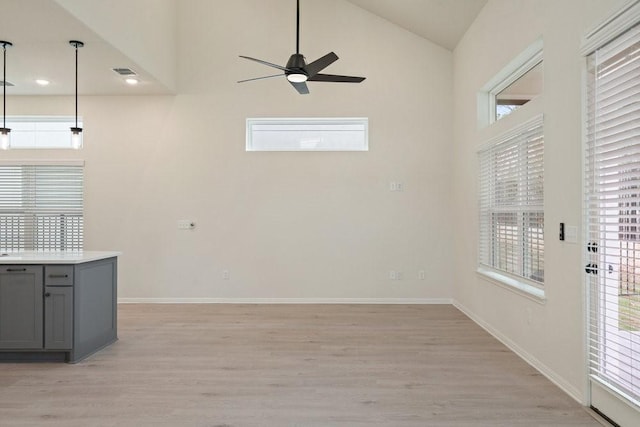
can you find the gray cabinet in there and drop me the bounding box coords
[0,257,117,363]
[44,286,73,350]
[0,266,43,349]
[44,265,74,350]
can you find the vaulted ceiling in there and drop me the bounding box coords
[0,0,486,95]
[346,0,487,50]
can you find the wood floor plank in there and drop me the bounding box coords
[0,304,602,426]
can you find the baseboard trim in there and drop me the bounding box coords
[452,300,585,405]
[118,297,453,304]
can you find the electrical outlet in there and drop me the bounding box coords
[222,270,230,280]
[389,270,403,280]
[419,270,425,280]
[389,182,404,192]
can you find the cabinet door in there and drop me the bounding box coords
[0,266,44,349]
[44,286,73,350]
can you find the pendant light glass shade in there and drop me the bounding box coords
[0,41,12,150]
[69,40,83,150]
[0,128,10,150]
[70,127,82,149]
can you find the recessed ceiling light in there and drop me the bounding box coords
[125,77,138,85]
[35,79,50,86]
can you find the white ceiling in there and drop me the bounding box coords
[0,0,171,96]
[346,0,487,50]
[0,0,486,96]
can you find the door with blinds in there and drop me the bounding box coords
[584,14,640,426]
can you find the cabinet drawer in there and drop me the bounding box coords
[44,266,74,287]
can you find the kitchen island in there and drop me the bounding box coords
[0,251,120,363]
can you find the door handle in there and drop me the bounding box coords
[6,268,26,272]
[44,292,51,297]
[48,274,68,279]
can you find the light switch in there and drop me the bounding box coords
[178,220,195,230]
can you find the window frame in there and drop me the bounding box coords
[4,116,84,150]
[246,117,369,152]
[478,115,545,299]
[489,53,543,123]
[478,38,544,127]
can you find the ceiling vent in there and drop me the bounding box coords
[112,68,137,76]
[0,80,14,87]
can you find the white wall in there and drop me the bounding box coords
[452,0,627,403]
[2,0,454,302]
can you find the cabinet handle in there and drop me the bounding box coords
[48,274,69,279]
[44,292,51,297]
[6,268,26,272]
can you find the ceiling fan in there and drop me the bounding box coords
[238,0,365,94]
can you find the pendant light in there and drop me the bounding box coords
[69,40,83,150]
[0,41,12,150]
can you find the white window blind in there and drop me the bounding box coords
[0,163,83,251]
[246,118,368,151]
[585,21,640,407]
[479,116,544,285]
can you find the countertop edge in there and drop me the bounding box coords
[0,251,121,264]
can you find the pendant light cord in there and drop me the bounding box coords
[74,43,78,129]
[2,44,6,130]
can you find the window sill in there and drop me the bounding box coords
[476,267,546,304]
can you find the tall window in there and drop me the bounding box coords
[479,116,544,286]
[584,20,640,411]
[0,162,83,251]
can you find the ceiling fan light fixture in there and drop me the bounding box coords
[286,73,307,83]
[238,0,365,94]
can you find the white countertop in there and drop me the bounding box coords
[0,251,121,264]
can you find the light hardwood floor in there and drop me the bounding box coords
[0,304,603,426]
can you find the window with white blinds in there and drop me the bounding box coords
[585,21,640,407]
[479,116,544,286]
[0,162,83,251]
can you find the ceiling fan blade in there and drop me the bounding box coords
[237,74,284,83]
[289,81,309,94]
[304,52,339,77]
[307,73,366,83]
[239,55,289,71]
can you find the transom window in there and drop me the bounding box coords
[494,61,544,121]
[4,116,83,149]
[246,118,368,152]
